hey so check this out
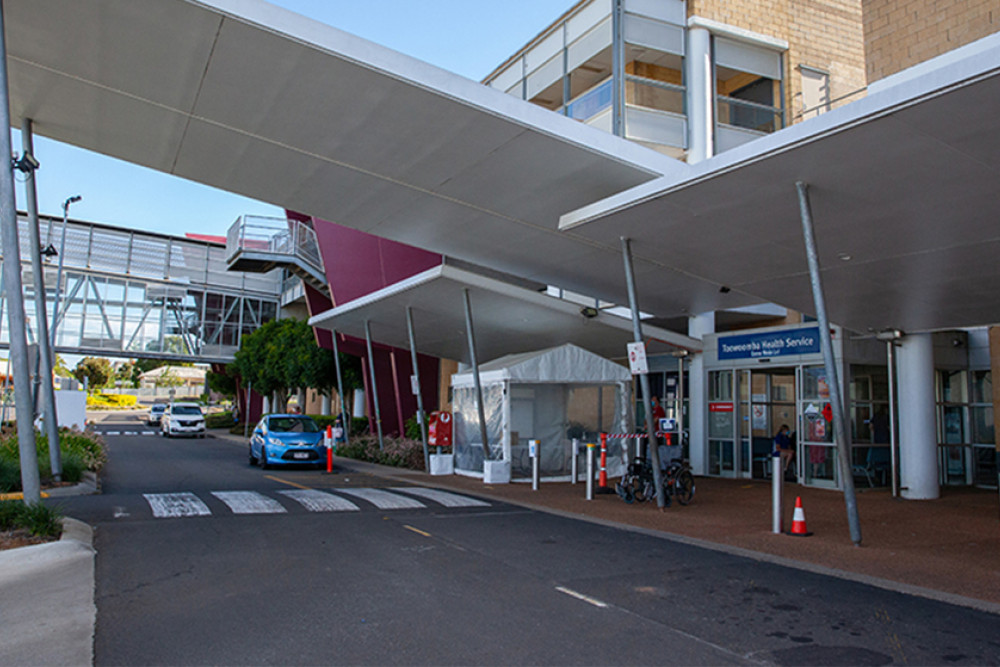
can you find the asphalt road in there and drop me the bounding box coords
[56,412,1000,666]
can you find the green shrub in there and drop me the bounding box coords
[404,413,429,441]
[334,434,425,471]
[0,426,106,493]
[0,500,62,538]
[205,411,235,429]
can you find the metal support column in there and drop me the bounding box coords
[364,320,384,451]
[0,3,42,503]
[887,340,900,498]
[331,329,349,446]
[21,118,62,480]
[620,238,666,508]
[463,289,491,461]
[611,0,626,137]
[406,307,429,470]
[796,182,862,545]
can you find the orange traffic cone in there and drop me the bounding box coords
[788,496,813,537]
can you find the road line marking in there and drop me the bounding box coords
[212,491,287,514]
[107,431,120,435]
[144,492,211,518]
[278,489,360,512]
[264,475,313,490]
[403,525,432,537]
[336,488,426,510]
[390,487,490,508]
[555,586,608,608]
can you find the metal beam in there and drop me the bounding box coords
[0,2,41,503]
[331,329,349,446]
[22,118,62,480]
[364,320,385,451]
[621,237,665,508]
[406,306,430,469]
[463,289,491,461]
[796,182,862,546]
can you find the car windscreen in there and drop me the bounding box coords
[151,405,166,413]
[268,417,320,433]
[171,406,203,416]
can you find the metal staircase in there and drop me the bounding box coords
[226,216,329,298]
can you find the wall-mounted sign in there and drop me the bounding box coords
[718,327,821,360]
[627,342,648,375]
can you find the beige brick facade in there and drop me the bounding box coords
[864,0,1000,82]
[689,0,868,123]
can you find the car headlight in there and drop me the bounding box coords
[267,436,283,446]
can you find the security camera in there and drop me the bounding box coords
[12,152,40,172]
[580,306,599,319]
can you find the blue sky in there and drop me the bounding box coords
[14,0,574,238]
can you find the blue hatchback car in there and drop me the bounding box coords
[249,414,326,469]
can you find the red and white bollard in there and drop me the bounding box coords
[325,425,334,474]
[599,432,609,489]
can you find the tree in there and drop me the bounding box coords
[230,319,362,413]
[53,354,73,378]
[114,360,137,387]
[207,369,236,398]
[73,357,113,392]
[154,367,184,389]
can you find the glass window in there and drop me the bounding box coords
[801,366,830,401]
[971,406,994,445]
[972,370,992,404]
[940,370,968,403]
[709,370,733,401]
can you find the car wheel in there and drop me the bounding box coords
[260,447,270,470]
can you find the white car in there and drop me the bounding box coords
[147,403,167,426]
[161,402,206,438]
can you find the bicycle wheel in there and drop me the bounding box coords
[615,480,634,504]
[675,470,695,505]
[631,476,651,503]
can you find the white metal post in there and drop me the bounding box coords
[0,3,42,503]
[772,450,783,533]
[364,320,384,451]
[21,118,62,480]
[406,307,429,471]
[463,289,491,461]
[621,237,666,508]
[331,329,349,446]
[796,182,862,545]
[586,443,595,500]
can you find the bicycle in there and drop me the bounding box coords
[615,457,695,506]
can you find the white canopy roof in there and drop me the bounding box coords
[451,343,631,387]
[560,35,1000,334]
[307,263,702,364]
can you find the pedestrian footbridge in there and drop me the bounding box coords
[0,213,287,364]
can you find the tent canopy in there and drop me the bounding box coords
[451,343,631,387]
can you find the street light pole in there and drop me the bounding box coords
[50,195,81,350]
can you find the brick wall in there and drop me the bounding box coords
[689,0,867,122]
[863,0,1000,82]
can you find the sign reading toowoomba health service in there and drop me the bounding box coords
[718,327,821,360]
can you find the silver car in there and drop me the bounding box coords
[161,402,206,438]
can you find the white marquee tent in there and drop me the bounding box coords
[451,344,632,480]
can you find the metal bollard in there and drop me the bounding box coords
[586,443,595,500]
[530,439,539,491]
[571,438,579,484]
[772,450,783,534]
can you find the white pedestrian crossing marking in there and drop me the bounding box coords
[336,487,426,509]
[144,492,211,518]
[391,487,489,508]
[278,489,360,512]
[212,491,287,514]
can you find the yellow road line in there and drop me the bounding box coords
[403,525,432,537]
[264,475,313,490]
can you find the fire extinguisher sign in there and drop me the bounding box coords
[627,342,649,375]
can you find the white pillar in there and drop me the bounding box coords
[685,25,714,164]
[687,312,715,476]
[321,393,332,416]
[262,396,270,415]
[896,333,939,500]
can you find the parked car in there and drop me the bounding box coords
[161,402,206,438]
[147,403,167,426]
[249,414,326,469]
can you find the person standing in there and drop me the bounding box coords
[774,424,794,475]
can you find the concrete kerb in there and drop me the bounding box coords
[0,517,96,666]
[326,454,1000,617]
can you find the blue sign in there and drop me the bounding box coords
[718,327,821,360]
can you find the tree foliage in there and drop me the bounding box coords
[206,370,236,398]
[230,319,362,411]
[73,357,113,391]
